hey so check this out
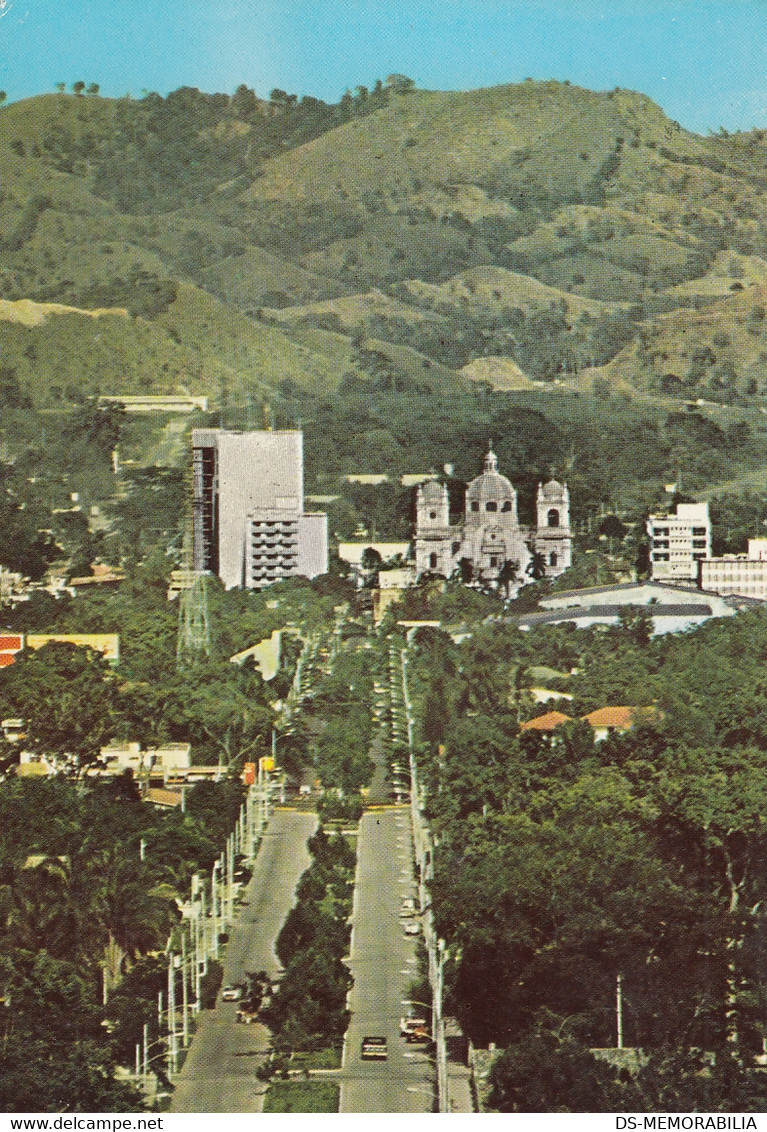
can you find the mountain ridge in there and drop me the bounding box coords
[3,78,767,409]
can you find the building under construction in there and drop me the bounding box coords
[191,428,328,590]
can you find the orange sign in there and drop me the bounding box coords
[243,762,256,785]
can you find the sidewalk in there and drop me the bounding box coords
[447,1060,475,1113]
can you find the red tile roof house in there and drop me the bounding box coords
[520,706,661,742]
[518,710,574,733]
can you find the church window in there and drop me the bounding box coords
[502,500,512,512]
[547,508,560,527]
[451,541,460,554]
[490,556,498,567]
[471,501,479,512]
[429,511,437,519]
[486,501,498,512]
[549,551,558,568]
[429,552,438,569]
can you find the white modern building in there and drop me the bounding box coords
[98,742,192,773]
[191,429,328,590]
[699,538,767,600]
[646,501,711,582]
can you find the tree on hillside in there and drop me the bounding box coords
[0,92,7,107]
[269,88,297,107]
[72,81,85,97]
[55,82,65,94]
[386,74,415,92]
[230,83,258,119]
[86,83,100,96]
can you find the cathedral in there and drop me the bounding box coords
[414,448,572,591]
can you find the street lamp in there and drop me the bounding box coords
[405,1084,437,1111]
[434,938,449,1114]
[210,859,221,958]
[136,1029,169,1099]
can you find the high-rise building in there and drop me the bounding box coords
[191,429,328,590]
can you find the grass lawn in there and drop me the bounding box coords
[263,1080,340,1113]
[291,1047,342,1070]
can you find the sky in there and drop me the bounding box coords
[2,0,767,134]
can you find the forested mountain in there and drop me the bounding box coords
[4,78,767,407]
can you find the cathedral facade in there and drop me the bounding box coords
[414,449,572,590]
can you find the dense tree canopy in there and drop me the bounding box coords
[405,605,767,1108]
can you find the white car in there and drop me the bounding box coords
[403,921,420,936]
[221,984,243,1002]
[399,898,416,918]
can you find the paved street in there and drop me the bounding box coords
[340,807,434,1113]
[170,809,317,1113]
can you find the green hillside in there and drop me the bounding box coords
[3,76,767,526]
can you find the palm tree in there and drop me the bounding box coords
[80,852,178,985]
[2,857,80,960]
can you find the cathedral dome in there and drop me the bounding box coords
[419,479,445,501]
[539,479,565,497]
[466,449,517,512]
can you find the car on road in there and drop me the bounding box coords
[400,1016,430,1043]
[399,898,416,918]
[361,1036,388,1060]
[221,984,243,1001]
[236,1007,260,1023]
[403,920,420,936]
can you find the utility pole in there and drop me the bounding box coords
[199,883,208,974]
[616,972,624,1050]
[167,955,177,1076]
[210,861,220,959]
[181,932,189,1048]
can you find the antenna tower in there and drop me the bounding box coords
[176,523,211,670]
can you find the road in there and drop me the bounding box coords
[142,417,189,467]
[170,809,317,1113]
[340,807,434,1113]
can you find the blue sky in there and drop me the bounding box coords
[1,0,767,134]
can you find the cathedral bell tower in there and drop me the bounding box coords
[534,480,572,576]
[414,479,452,576]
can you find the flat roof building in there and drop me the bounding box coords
[699,538,767,601]
[191,429,328,590]
[647,501,711,582]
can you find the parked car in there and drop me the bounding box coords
[361,1035,388,1060]
[403,921,420,936]
[221,984,243,1001]
[399,898,416,918]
